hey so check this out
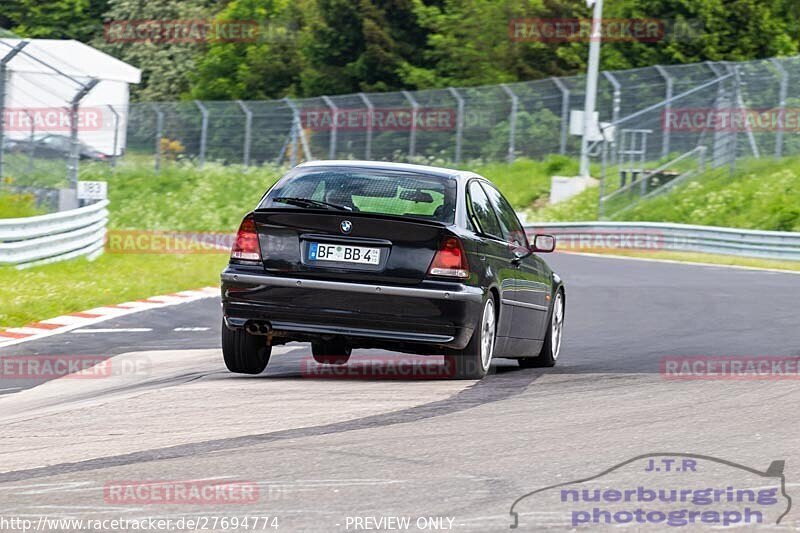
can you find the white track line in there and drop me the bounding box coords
[0,287,218,349]
[72,328,153,334]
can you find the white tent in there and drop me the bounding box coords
[1,38,141,156]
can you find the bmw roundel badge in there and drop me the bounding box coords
[340,220,352,234]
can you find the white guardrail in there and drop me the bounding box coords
[524,221,800,261]
[0,200,109,269]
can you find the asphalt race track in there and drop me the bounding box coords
[1,252,800,531]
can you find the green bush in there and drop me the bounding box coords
[0,191,44,219]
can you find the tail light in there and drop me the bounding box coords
[428,236,469,278]
[231,216,261,261]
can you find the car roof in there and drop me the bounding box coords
[296,160,471,180]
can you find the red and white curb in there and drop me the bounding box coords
[0,287,219,349]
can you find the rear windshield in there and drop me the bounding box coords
[260,168,457,223]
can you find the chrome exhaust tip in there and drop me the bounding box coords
[245,321,272,336]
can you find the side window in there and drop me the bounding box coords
[482,183,528,249]
[467,181,502,239]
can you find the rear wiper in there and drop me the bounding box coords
[272,196,352,211]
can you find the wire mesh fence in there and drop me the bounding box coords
[126,55,800,174]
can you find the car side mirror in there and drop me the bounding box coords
[531,234,556,253]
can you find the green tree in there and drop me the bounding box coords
[402,0,589,88]
[2,0,109,42]
[298,0,427,96]
[599,0,799,70]
[92,0,214,101]
[190,0,305,100]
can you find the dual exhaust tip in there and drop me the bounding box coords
[245,321,272,336]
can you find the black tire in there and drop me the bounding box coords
[221,321,271,374]
[445,296,496,380]
[312,340,351,365]
[519,289,564,368]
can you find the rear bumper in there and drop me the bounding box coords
[221,268,484,349]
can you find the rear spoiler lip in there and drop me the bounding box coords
[252,207,453,228]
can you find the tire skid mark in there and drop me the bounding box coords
[0,368,543,484]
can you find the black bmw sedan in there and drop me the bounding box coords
[220,161,565,379]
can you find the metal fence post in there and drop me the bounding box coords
[358,92,373,160]
[602,72,621,125]
[283,97,312,163]
[402,90,419,159]
[321,95,338,159]
[106,105,120,168]
[770,58,788,158]
[151,103,164,172]
[289,121,298,167]
[447,87,464,164]
[598,139,608,219]
[550,77,570,155]
[236,100,252,166]
[706,61,736,170]
[500,84,518,163]
[654,65,673,158]
[0,41,29,184]
[284,98,298,166]
[68,78,99,189]
[25,109,34,174]
[730,63,759,159]
[194,100,209,168]
[602,72,621,164]
[698,145,707,173]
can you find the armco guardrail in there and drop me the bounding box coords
[524,221,800,261]
[0,200,109,269]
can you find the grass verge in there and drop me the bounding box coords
[0,253,227,328]
[529,155,800,232]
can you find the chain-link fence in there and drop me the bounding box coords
[128,56,800,178]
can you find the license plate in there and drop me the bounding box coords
[308,242,380,265]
